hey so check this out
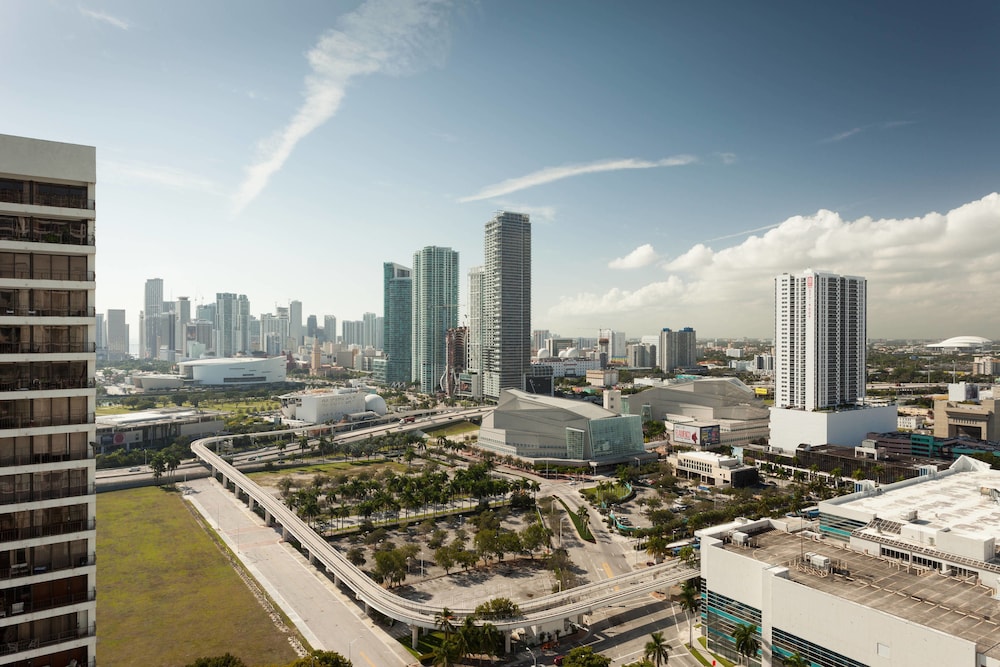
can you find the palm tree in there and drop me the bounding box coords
[435,607,456,640]
[678,580,700,647]
[643,631,670,666]
[781,652,810,667]
[732,623,759,665]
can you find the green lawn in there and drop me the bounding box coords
[423,420,480,437]
[97,487,302,667]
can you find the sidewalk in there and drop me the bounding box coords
[181,476,415,667]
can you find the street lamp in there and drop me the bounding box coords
[559,516,568,548]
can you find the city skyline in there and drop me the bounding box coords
[6,1,1000,339]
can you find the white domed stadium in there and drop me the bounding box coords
[364,393,388,416]
[927,335,992,350]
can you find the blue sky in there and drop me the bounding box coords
[5,0,1000,341]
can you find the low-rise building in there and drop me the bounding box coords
[675,450,758,487]
[278,387,387,424]
[177,356,286,385]
[697,457,1000,666]
[96,407,226,452]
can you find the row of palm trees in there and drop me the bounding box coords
[430,607,503,666]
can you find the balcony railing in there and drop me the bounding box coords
[0,588,95,618]
[0,269,95,282]
[0,622,96,656]
[0,527,96,554]
[0,307,95,318]
[0,483,94,506]
[0,378,93,391]
[0,413,94,429]
[0,189,95,211]
[0,449,92,467]
[0,217,94,246]
[0,342,96,354]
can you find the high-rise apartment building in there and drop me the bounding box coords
[658,327,697,372]
[412,246,459,394]
[175,296,191,357]
[382,262,412,385]
[142,277,163,358]
[106,309,129,361]
[342,320,364,347]
[774,270,866,411]
[288,300,303,348]
[362,312,378,350]
[214,293,250,357]
[467,266,485,379]
[0,133,97,666]
[323,315,337,344]
[482,211,531,400]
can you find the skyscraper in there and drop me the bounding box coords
[383,262,412,385]
[658,327,697,372]
[0,133,97,666]
[289,299,303,347]
[142,277,163,358]
[774,270,867,411]
[324,315,337,344]
[362,311,378,350]
[482,211,531,400]
[412,246,459,394]
[107,309,129,361]
[215,293,250,357]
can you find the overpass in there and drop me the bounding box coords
[190,424,698,651]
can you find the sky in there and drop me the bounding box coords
[4,0,1000,342]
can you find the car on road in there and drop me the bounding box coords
[129,467,141,472]
[553,656,565,666]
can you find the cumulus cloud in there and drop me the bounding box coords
[232,0,453,214]
[79,7,129,30]
[548,193,1000,338]
[609,244,659,269]
[458,155,697,203]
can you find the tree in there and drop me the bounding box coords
[678,580,700,647]
[643,631,670,667]
[435,607,457,640]
[781,652,809,667]
[288,650,353,667]
[562,646,612,667]
[732,623,759,665]
[185,655,247,667]
[474,597,521,620]
[150,452,167,483]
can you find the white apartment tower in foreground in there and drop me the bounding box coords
[482,211,531,400]
[774,270,866,411]
[0,134,97,666]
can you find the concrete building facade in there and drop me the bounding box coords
[411,246,458,394]
[0,133,98,667]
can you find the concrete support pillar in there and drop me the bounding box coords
[264,510,272,525]
[411,625,420,649]
[576,614,584,627]
[504,629,511,654]
[333,573,339,586]
[281,526,290,540]
[363,601,370,616]
[308,552,316,565]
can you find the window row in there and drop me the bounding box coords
[0,469,91,505]
[0,289,91,318]
[0,324,93,354]
[0,361,90,392]
[0,611,94,659]
[0,396,91,429]
[0,508,91,547]
[0,432,90,467]
[0,215,92,246]
[0,252,91,281]
[0,179,92,210]
[0,574,92,620]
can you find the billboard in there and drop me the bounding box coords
[674,424,721,447]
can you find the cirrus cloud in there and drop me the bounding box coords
[458,155,697,203]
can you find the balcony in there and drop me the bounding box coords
[0,378,93,392]
[0,622,96,657]
[0,342,95,354]
[0,183,94,211]
[0,216,93,246]
[0,483,94,506]
[0,307,94,318]
[0,588,95,617]
[0,553,95,579]
[0,521,95,549]
[0,268,94,282]
[0,413,94,429]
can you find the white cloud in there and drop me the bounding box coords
[822,127,864,143]
[547,193,1000,339]
[80,7,129,30]
[717,152,737,165]
[101,159,220,194]
[821,120,914,144]
[458,155,697,203]
[490,202,557,224]
[609,244,659,270]
[232,0,453,214]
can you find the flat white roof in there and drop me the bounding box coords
[840,466,1000,542]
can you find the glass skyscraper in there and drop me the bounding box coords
[411,247,458,394]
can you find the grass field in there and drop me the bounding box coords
[97,487,302,667]
[422,420,479,437]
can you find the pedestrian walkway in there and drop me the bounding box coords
[181,476,415,667]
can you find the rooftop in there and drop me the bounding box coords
[721,528,1000,659]
[97,407,225,427]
